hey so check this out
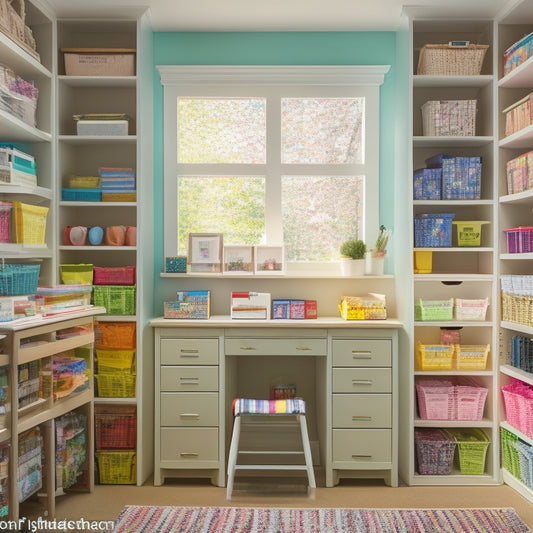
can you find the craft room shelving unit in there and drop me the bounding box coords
[402,11,501,487]
[497,0,533,504]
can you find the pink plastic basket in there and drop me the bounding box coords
[502,380,533,439]
[504,227,533,253]
[0,201,12,242]
[93,266,136,285]
[417,379,488,421]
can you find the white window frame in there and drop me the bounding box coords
[158,65,390,270]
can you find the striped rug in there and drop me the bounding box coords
[111,506,531,532]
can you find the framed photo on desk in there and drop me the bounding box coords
[188,233,223,273]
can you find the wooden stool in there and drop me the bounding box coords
[226,398,316,499]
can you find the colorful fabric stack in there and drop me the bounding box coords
[52,352,89,400]
[98,167,136,201]
[233,398,306,416]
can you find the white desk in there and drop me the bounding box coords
[151,316,401,488]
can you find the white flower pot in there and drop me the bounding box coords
[340,258,366,276]
[366,251,386,276]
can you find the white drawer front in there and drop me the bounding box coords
[225,338,327,356]
[332,339,391,367]
[160,366,219,392]
[160,392,218,426]
[332,429,392,463]
[332,394,391,428]
[160,428,218,462]
[332,368,391,393]
[161,338,219,365]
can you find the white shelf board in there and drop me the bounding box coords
[500,188,533,204]
[413,247,493,253]
[500,364,533,387]
[413,75,493,88]
[60,201,137,207]
[414,273,493,281]
[498,56,533,89]
[413,136,493,148]
[500,253,533,260]
[500,321,533,335]
[0,110,51,143]
[502,469,533,503]
[59,245,137,251]
[499,125,533,149]
[58,135,137,145]
[413,200,493,206]
[58,75,137,88]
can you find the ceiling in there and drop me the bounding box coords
[48,0,513,32]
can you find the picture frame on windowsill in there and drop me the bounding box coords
[188,233,223,273]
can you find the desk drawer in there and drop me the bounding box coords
[160,392,218,426]
[332,339,391,367]
[332,394,391,428]
[161,338,219,365]
[332,368,391,393]
[332,429,391,463]
[160,366,218,392]
[160,428,218,462]
[225,338,327,356]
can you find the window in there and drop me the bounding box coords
[159,65,389,271]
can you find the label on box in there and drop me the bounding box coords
[164,290,210,319]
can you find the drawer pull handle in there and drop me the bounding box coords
[180,452,199,457]
[296,347,313,351]
[180,349,199,357]
[351,350,372,359]
[352,454,372,458]
[179,378,200,385]
[352,380,373,385]
[240,346,256,351]
[352,415,372,421]
[180,413,200,419]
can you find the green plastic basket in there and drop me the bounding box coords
[93,285,136,315]
[415,298,454,321]
[449,428,490,475]
[500,427,522,480]
[60,263,93,285]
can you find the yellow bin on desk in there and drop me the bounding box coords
[453,221,490,247]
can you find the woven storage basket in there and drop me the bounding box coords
[417,44,489,75]
[0,201,11,242]
[95,373,136,398]
[93,285,136,315]
[0,0,39,61]
[500,427,522,480]
[448,428,490,475]
[512,440,533,489]
[455,344,490,370]
[95,321,136,349]
[0,263,39,296]
[95,451,136,484]
[422,100,477,137]
[13,201,48,244]
[416,342,454,370]
[414,428,456,475]
[95,407,137,450]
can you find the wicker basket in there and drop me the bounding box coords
[500,427,522,480]
[422,100,477,137]
[13,201,48,244]
[417,44,489,76]
[0,0,39,60]
[95,321,136,349]
[448,428,490,475]
[95,407,137,450]
[95,451,136,484]
[415,428,456,475]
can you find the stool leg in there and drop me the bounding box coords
[226,415,241,499]
[298,415,316,489]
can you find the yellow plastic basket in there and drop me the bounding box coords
[416,342,455,370]
[13,201,48,244]
[59,264,94,285]
[68,175,101,188]
[455,344,490,370]
[96,451,136,484]
[95,373,136,398]
[95,348,136,374]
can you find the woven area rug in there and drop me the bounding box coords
[112,506,531,533]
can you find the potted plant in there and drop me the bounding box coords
[366,225,391,275]
[339,238,367,276]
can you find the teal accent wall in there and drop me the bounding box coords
[152,32,398,310]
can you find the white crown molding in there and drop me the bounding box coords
[157,65,391,86]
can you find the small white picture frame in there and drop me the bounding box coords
[254,245,285,275]
[188,233,223,273]
[223,245,254,275]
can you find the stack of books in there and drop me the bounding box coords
[98,167,136,202]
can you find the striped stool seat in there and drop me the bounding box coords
[233,398,306,416]
[226,397,316,499]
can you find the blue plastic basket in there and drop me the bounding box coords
[413,168,442,200]
[62,188,102,202]
[0,264,40,296]
[442,157,482,200]
[414,213,455,248]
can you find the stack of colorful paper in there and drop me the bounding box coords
[98,167,136,202]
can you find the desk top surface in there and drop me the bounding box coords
[150,315,403,329]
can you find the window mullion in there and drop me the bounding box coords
[265,93,283,244]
